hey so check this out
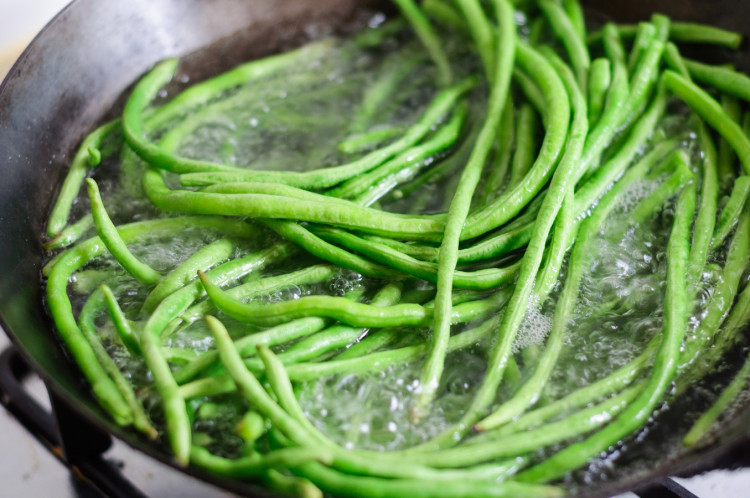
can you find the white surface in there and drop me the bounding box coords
[0,0,71,78]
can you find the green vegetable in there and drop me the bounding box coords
[41,1,750,494]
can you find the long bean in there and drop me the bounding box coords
[507,103,539,189]
[348,53,423,134]
[663,70,750,175]
[200,271,426,328]
[628,23,657,75]
[587,58,611,125]
[175,285,365,386]
[77,289,152,434]
[44,213,94,251]
[462,41,571,240]
[488,341,656,439]
[683,58,750,106]
[683,351,750,447]
[704,281,750,376]
[181,309,508,396]
[328,104,467,199]
[539,0,590,91]
[413,386,641,468]
[291,461,564,498]
[47,120,120,237]
[562,0,586,42]
[46,217,246,422]
[422,0,468,33]
[175,78,477,188]
[144,168,446,240]
[190,445,333,479]
[687,121,719,287]
[141,238,235,314]
[454,0,496,80]
[630,151,692,224]
[513,68,548,120]
[478,98,515,205]
[586,22,742,49]
[710,176,750,250]
[100,284,142,356]
[78,292,139,430]
[516,181,696,483]
[263,220,400,278]
[310,226,520,289]
[680,201,750,371]
[176,264,338,328]
[717,95,742,187]
[391,0,453,86]
[415,0,516,417]
[86,179,161,285]
[416,40,586,445]
[145,243,296,339]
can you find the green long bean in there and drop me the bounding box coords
[176,78,477,188]
[588,58,611,125]
[664,70,750,175]
[47,120,120,237]
[687,121,719,287]
[86,179,161,285]
[517,180,696,483]
[711,176,750,250]
[391,0,453,86]
[586,22,742,49]
[478,98,515,205]
[507,103,539,189]
[539,0,590,91]
[717,95,742,187]
[141,238,235,314]
[415,0,516,417]
[462,41,571,240]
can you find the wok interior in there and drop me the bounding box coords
[0,0,747,496]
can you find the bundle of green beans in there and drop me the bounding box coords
[43,0,750,495]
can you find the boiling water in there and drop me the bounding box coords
[47,12,747,488]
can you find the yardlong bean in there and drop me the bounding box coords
[461,41,571,239]
[86,179,161,285]
[47,120,121,237]
[42,3,750,494]
[664,70,750,175]
[711,176,750,250]
[586,22,742,49]
[686,121,719,288]
[144,168,446,240]
[718,95,742,186]
[175,78,477,188]
[415,0,516,417]
[517,181,696,483]
[478,98,515,205]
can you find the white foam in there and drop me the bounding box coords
[511,296,552,354]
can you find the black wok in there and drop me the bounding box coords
[0,0,748,496]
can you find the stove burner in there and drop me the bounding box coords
[0,347,147,498]
[0,346,702,498]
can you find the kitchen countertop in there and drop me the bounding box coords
[2,1,750,496]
